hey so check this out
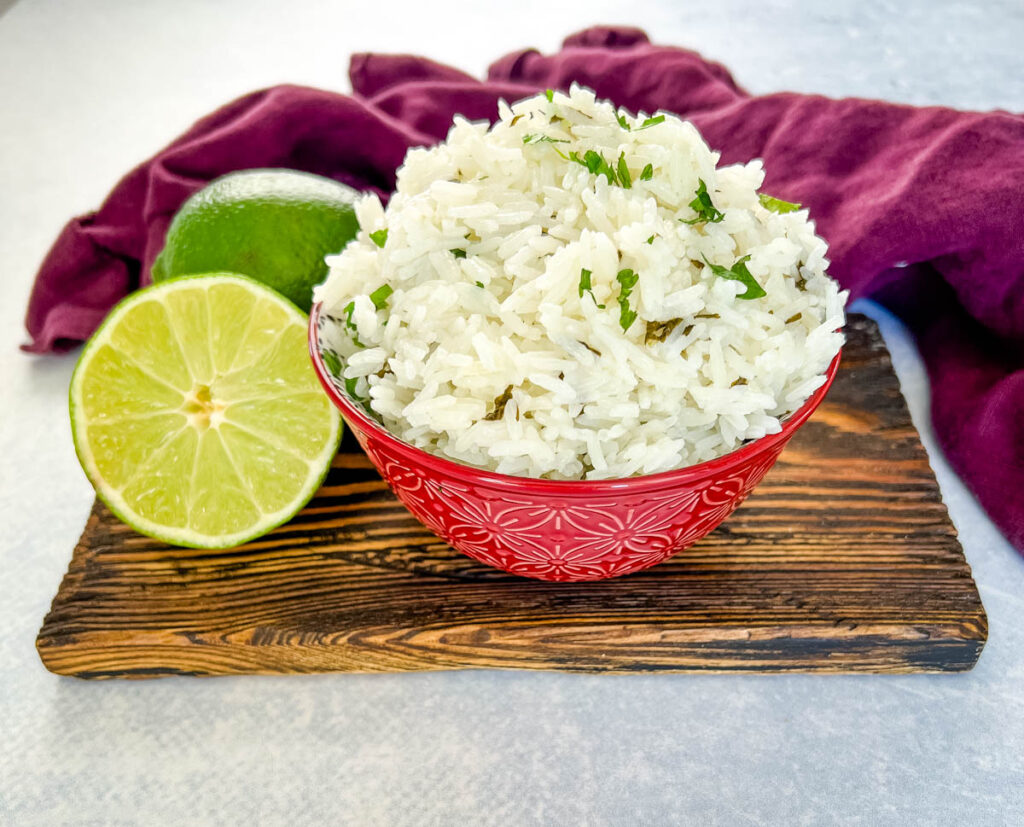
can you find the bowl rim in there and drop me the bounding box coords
[308,302,841,494]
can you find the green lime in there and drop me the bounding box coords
[152,169,360,311]
[70,273,343,548]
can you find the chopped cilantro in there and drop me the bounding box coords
[475,281,485,288]
[569,149,623,186]
[578,268,604,306]
[322,350,342,377]
[342,301,364,346]
[524,133,571,158]
[578,268,592,297]
[617,268,639,291]
[645,318,681,344]
[369,228,388,248]
[680,179,725,225]
[616,112,631,131]
[545,89,554,102]
[570,150,597,179]
[344,376,359,398]
[646,235,656,244]
[616,152,632,189]
[567,150,649,189]
[484,384,514,420]
[451,248,467,258]
[616,268,639,331]
[523,134,570,146]
[701,254,766,300]
[637,114,665,130]
[369,284,393,310]
[759,192,802,214]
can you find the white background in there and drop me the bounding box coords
[2,1,1023,824]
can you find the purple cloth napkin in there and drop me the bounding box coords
[22,27,1024,552]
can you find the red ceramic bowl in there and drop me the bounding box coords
[309,304,840,582]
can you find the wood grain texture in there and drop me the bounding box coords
[37,314,987,678]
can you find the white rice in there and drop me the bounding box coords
[314,86,847,480]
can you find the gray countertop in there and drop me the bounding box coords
[2,1,1022,824]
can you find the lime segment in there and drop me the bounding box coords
[70,273,343,548]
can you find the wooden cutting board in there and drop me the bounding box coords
[36,314,987,677]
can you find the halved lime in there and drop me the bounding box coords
[69,273,343,548]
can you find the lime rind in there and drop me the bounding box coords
[69,273,343,549]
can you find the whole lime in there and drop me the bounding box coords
[152,169,360,311]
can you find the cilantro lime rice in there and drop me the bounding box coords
[314,85,847,480]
